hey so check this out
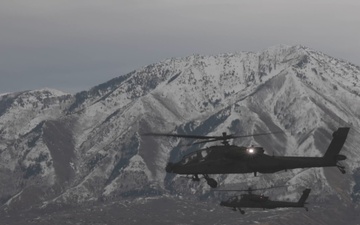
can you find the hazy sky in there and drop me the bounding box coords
[1,0,359,94]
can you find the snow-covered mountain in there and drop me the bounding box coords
[1,45,360,223]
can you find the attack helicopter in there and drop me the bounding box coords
[215,187,311,214]
[143,127,350,188]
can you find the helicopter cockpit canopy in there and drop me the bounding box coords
[179,145,265,165]
[180,149,211,165]
[228,196,240,203]
[241,194,269,202]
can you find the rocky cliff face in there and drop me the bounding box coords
[1,45,360,223]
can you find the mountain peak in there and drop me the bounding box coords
[27,88,70,97]
[1,45,359,222]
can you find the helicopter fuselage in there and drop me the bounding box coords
[220,197,306,209]
[219,189,311,214]
[166,146,339,175]
[165,127,349,177]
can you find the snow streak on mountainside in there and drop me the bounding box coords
[0,45,360,222]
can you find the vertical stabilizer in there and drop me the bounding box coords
[323,127,350,160]
[298,189,311,206]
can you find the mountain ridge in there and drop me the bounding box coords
[0,44,360,224]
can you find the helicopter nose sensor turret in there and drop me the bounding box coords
[166,162,174,173]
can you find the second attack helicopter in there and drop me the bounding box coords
[215,187,311,214]
[144,127,350,188]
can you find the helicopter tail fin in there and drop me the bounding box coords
[323,127,350,161]
[298,189,311,206]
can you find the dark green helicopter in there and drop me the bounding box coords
[144,127,350,188]
[215,187,311,214]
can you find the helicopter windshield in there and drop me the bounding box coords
[180,149,210,165]
[228,196,239,202]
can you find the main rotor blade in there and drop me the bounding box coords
[141,132,221,139]
[180,139,219,146]
[230,131,284,139]
[213,186,286,192]
[142,130,284,140]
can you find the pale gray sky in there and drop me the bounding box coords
[1,0,359,94]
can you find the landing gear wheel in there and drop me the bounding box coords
[206,178,218,188]
[203,174,218,188]
[192,174,200,182]
[337,164,346,174]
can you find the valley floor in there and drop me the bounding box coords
[1,196,359,225]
